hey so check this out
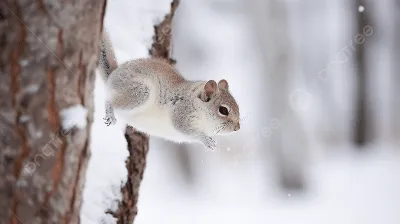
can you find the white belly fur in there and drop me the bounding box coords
[114,104,195,143]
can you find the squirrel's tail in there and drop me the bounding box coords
[99,29,118,82]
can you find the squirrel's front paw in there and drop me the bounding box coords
[103,116,117,126]
[200,136,217,151]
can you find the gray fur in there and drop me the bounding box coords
[99,30,119,126]
[99,29,118,81]
[98,30,241,150]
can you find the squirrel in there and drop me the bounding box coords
[98,30,241,150]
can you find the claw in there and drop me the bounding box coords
[199,135,217,151]
[103,116,117,126]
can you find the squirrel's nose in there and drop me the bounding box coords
[234,122,240,131]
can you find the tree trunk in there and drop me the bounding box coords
[0,1,106,223]
[353,0,370,146]
[267,0,307,191]
[250,0,307,192]
[107,1,180,223]
[391,0,400,143]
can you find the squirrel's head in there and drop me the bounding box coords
[199,79,240,135]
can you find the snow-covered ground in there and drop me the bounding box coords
[136,148,400,224]
[81,0,400,223]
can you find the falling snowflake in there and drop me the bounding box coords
[358,5,365,12]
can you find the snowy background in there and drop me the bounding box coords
[81,0,400,223]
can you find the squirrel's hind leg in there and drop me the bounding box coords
[107,80,150,111]
[104,101,117,126]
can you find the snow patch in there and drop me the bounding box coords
[60,105,88,130]
[24,85,40,94]
[20,59,29,67]
[19,115,31,123]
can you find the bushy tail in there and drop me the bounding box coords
[99,29,118,81]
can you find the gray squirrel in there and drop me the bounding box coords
[98,30,241,150]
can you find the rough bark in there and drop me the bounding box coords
[353,0,370,146]
[0,0,106,223]
[107,1,180,223]
[149,0,180,66]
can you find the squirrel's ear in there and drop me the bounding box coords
[218,79,229,91]
[202,80,217,101]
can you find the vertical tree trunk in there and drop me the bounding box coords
[0,0,106,223]
[250,0,307,191]
[267,0,307,191]
[353,0,370,146]
[391,0,400,143]
[107,1,180,223]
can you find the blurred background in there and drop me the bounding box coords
[82,0,400,223]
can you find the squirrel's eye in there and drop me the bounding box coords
[218,106,229,116]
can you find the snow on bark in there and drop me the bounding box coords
[61,105,89,130]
